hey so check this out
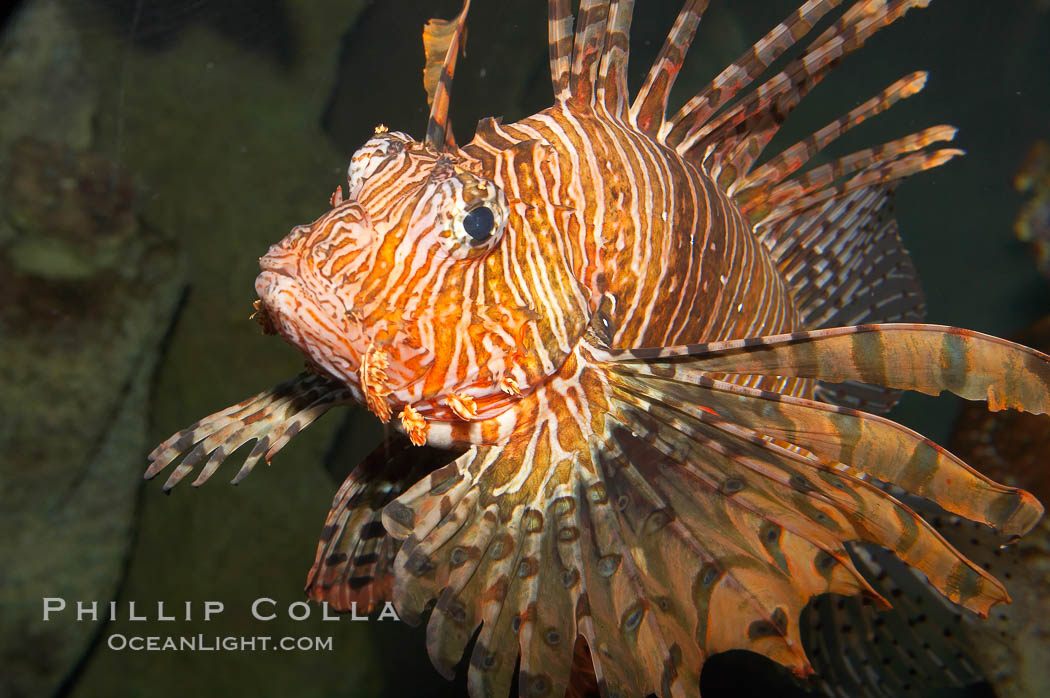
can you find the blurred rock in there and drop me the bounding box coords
[0,125,183,698]
[0,4,184,697]
[30,0,388,696]
[1014,141,1050,282]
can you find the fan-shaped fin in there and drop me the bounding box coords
[630,0,710,137]
[378,393,901,694]
[144,372,349,490]
[758,185,925,331]
[382,433,583,696]
[375,313,1050,692]
[605,377,1008,617]
[598,419,864,678]
[747,184,927,413]
[422,0,471,150]
[305,434,456,614]
[608,366,1039,538]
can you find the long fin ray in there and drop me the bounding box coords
[422,0,472,151]
[595,0,635,120]
[607,387,1019,619]
[735,71,930,198]
[630,0,711,137]
[662,0,845,147]
[548,0,574,102]
[670,0,931,158]
[605,381,1008,617]
[607,399,857,567]
[613,367,1041,537]
[569,0,611,109]
[144,372,349,490]
[600,323,1050,415]
[746,129,959,225]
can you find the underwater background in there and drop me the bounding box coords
[1,1,1048,696]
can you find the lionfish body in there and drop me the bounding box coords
[148,1,1050,696]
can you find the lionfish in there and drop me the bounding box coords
[147,1,1050,696]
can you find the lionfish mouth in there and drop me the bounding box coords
[258,245,299,278]
[253,265,316,352]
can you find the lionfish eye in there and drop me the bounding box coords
[462,206,496,241]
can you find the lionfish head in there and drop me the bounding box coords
[254,128,588,435]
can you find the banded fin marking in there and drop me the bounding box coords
[630,0,710,137]
[595,0,635,119]
[380,396,888,694]
[663,0,846,149]
[736,71,930,198]
[357,322,1050,695]
[605,377,1008,617]
[422,0,471,151]
[144,372,349,490]
[305,435,457,614]
[751,129,961,227]
[754,185,926,412]
[607,366,1039,538]
[761,186,924,331]
[547,0,574,102]
[672,0,931,158]
[598,420,865,678]
[602,323,1050,419]
[569,0,611,109]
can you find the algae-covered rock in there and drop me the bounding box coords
[14,0,388,696]
[0,4,184,697]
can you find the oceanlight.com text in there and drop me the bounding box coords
[105,634,334,652]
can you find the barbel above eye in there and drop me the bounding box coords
[462,205,496,241]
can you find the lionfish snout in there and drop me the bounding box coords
[254,202,391,394]
[257,202,375,288]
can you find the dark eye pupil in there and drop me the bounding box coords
[462,206,495,241]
